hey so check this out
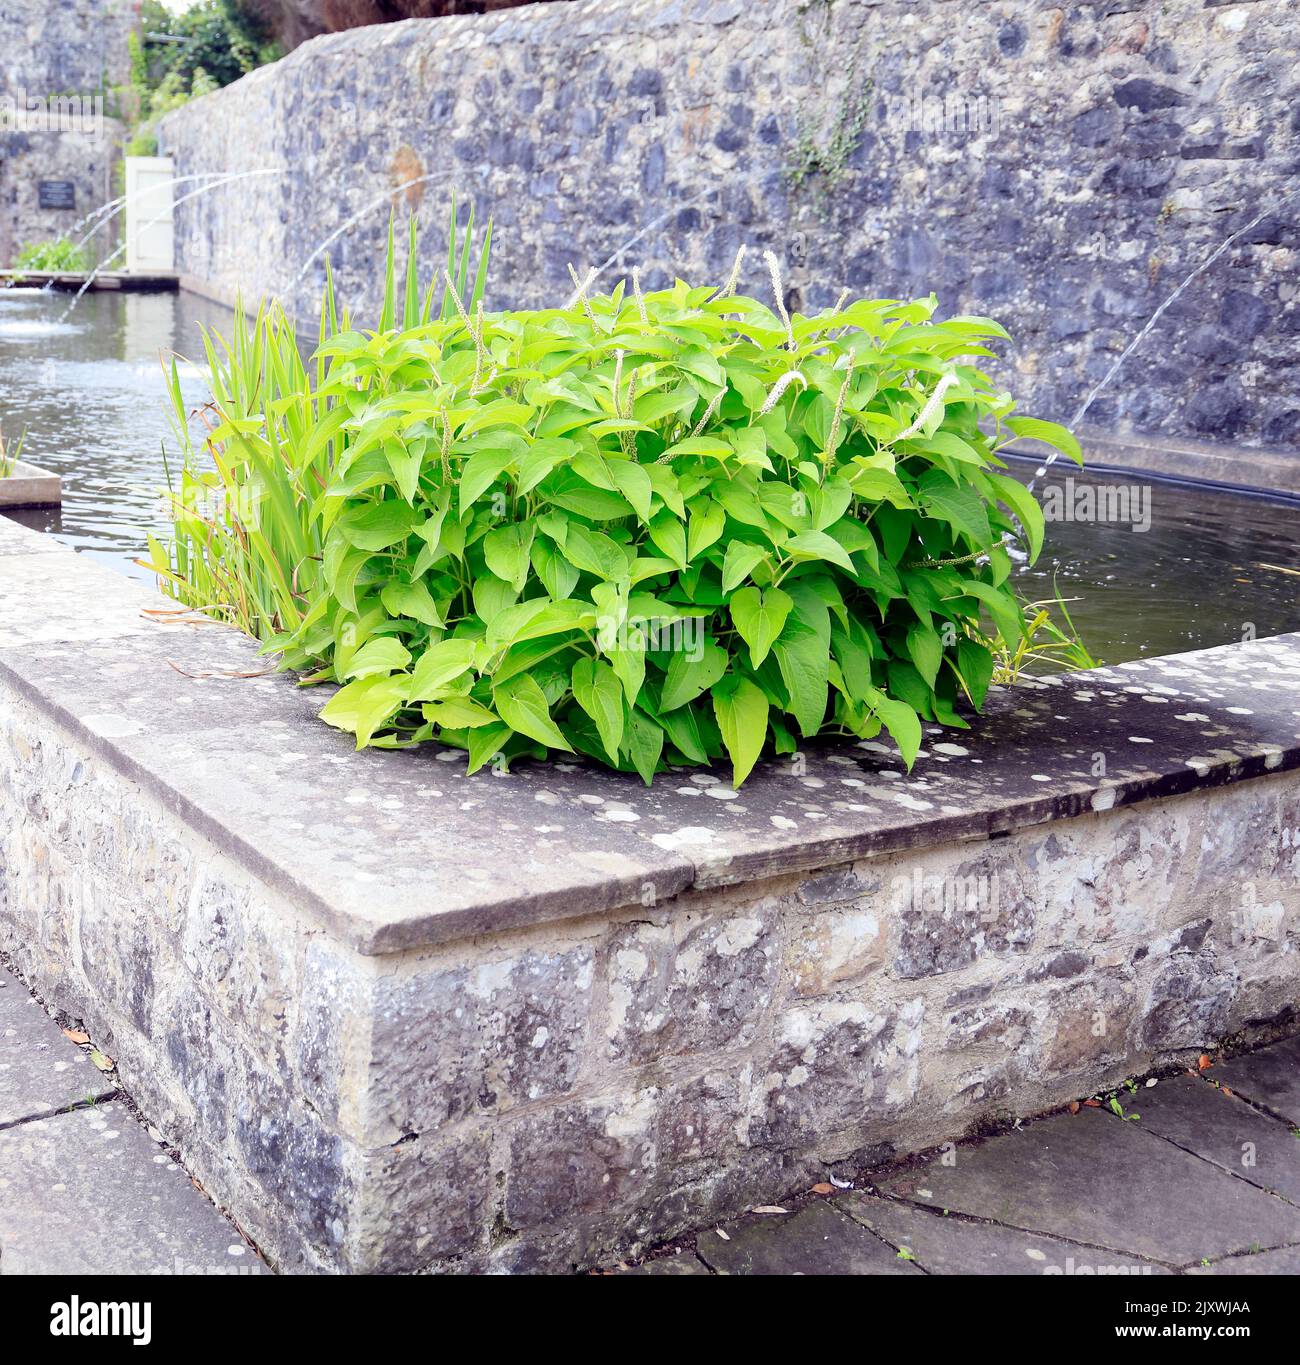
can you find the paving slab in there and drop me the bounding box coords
[876,1108,1300,1266]
[698,1200,920,1276]
[1128,1074,1300,1204]
[0,972,111,1125]
[620,1254,711,1275]
[1187,1244,1300,1275]
[0,1100,265,1274]
[841,1193,1169,1276]
[1212,1037,1300,1127]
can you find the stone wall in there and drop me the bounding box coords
[159,0,1300,454]
[0,0,134,265]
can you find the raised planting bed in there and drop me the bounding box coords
[0,458,61,508]
[0,517,1297,1272]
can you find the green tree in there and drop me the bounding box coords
[138,0,280,93]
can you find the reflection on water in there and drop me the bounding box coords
[1,289,1297,664]
[0,287,230,582]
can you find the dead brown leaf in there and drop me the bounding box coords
[1068,1101,1080,1114]
[62,1028,90,1045]
[166,660,274,680]
[1198,1053,1213,1072]
[750,1205,788,1215]
[810,1182,835,1195]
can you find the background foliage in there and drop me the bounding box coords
[120,1,280,156]
[13,239,90,272]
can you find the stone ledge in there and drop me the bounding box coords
[0,461,61,509]
[1014,428,1300,499]
[1,519,1298,953]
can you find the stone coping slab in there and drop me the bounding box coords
[2,519,1299,953]
[0,460,61,509]
[1019,429,1300,500]
[0,271,179,294]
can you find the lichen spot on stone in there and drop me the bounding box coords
[651,826,716,851]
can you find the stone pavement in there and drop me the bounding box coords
[616,1035,1300,1276]
[0,965,265,1274]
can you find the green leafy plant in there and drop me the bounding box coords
[13,238,89,273]
[0,426,25,478]
[155,225,1081,788]
[1107,1093,1140,1122]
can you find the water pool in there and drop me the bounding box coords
[1,288,1297,666]
[0,286,230,582]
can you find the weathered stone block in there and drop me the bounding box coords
[795,865,876,905]
[503,1091,657,1233]
[349,1127,495,1273]
[888,844,1031,979]
[605,907,775,1062]
[369,944,594,1142]
[748,997,924,1155]
[1028,807,1192,948]
[785,902,887,997]
[1041,967,1140,1077]
[1141,953,1240,1050]
[1194,783,1283,890]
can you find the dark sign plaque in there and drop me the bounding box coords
[37,180,76,210]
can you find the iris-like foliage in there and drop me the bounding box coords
[0,425,25,478]
[155,224,1081,787]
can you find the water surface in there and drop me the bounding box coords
[1006,459,1300,664]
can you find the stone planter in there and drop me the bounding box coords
[0,458,61,508]
[0,517,1297,1273]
